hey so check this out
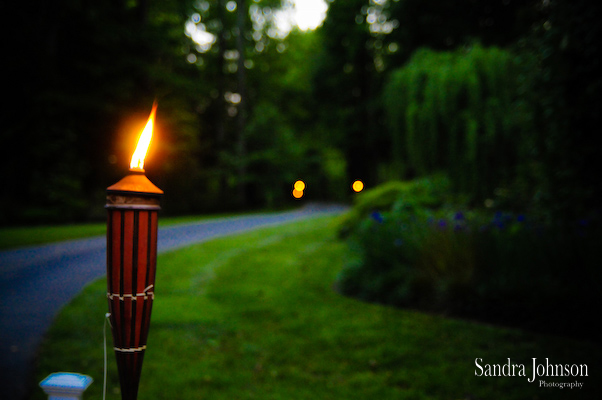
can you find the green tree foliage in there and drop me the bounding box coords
[310,0,538,192]
[1,0,329,222]
[183,1,329,210]
[242,30,348,204]
[384,44,522,201]
[243,102,304,206]
[312,0,386,187]
[4,0,596,224]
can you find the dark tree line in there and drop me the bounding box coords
[0,0,599,224]
[314,0,600,220]
[528,0,602,219]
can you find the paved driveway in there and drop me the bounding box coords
[0,204,346,400]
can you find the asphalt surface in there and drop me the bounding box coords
[0,204,346,400]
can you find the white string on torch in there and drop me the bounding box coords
[103,313,112,400]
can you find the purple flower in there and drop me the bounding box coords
[371,211,384,223]
[517,214,525,222]
[438,219,447,229]
[454,212,465,221]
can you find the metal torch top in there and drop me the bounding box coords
[106,170,163,209]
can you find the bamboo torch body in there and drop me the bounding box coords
[106,171,162,400]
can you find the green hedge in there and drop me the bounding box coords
[337,175,451,237]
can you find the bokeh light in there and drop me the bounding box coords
[294,180,305,191]
[226,1,237,12]
[292,189,304,199]
[352,180,364,192]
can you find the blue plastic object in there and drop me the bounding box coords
[39,372,93,400]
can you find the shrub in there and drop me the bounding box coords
[337,175,451,237]
[337,204,600,340]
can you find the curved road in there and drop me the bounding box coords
[0,204,346,400]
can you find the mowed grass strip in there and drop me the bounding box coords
[0,223,107,250]
[0,211,261,250]
[32,216,601,400]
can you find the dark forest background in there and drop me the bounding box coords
[1,0,600,225]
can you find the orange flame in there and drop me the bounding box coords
[130,102,158,171]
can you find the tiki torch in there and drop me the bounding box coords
[106,103,162,400]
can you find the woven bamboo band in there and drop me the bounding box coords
[114,345,147,353]
[107,292,155,301]
[107,285,154,301]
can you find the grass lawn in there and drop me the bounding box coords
[0,211,262,250]
[31,215,600,399]
[0,223,107,250]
